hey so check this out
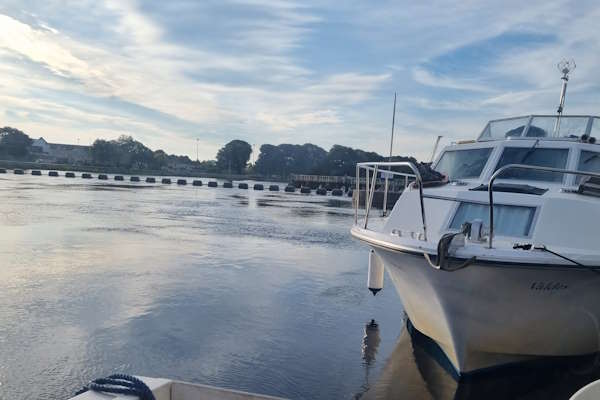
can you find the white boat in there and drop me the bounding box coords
[70,375,287,399]
[351,63,600,376]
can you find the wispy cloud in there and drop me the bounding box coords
[0,0,598,161]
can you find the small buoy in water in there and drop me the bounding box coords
[284,185,295,193]
[161,178,171,184]
[14,169,24,175]
[368,249,384,295]
[65,172,75,178]
[98,174,108,180]
[177,179,187,185]
[269,184,279,191]
[331,188,343,196]
[114,175,124,181]
[82,173,92,179]
[31,170,41,176]
[48,171,59,177]
[254,183,264,190]
[238,182,248,189]
[223,181,233,188]
[316,187,327,195]
[208,181,218,187]
[146,177,156,183]
[300,186,311,194]
[192,180,202,186]
[130,176,140,182]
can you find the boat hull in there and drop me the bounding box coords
[375,247,600,375]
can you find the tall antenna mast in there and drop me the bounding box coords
[382,92,397,216]
[554,59,576,136]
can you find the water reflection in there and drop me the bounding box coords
[364,320,600,400]
[355,319,382,399]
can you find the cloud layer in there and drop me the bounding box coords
[0,0,599,160]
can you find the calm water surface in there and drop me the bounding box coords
[0,173,402,400]
[3,173,600,400]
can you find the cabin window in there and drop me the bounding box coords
[577,151,600,182]
[450,202,535,237]
[495,147,568,182]
[434,148,492,180]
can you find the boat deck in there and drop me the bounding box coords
[70,376,287,400]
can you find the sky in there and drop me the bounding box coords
[0,0,599,161]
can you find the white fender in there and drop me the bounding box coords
[368,249,384,295]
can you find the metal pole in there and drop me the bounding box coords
[382,93,397,216]
[196,138,199,162]
[364,166,378,229]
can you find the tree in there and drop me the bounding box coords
[255,143,327,178]
[216,140,252,174]
[0,127,32,158]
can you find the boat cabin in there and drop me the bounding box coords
[355,115,600,264]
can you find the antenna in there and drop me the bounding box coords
[382,92,397,217]
[554,59,576,136]
[429,135,443,163]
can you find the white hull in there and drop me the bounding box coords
[375,247,600,375]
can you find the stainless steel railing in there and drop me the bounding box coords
[354,162,426,240]
[487,164,600,248]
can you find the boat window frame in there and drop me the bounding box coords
[432,144,496,181]
[491,143,572,185]
[442,198,540,239]
[575,148,600,183]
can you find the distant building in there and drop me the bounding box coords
[31,137,92,164]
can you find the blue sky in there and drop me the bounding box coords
[0,0,599,160]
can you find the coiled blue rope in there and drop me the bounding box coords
[75,374,156,400]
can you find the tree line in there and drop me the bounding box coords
[0,126,415,177]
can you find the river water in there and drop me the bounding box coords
[0,172,402,400]
[3,172,600,400]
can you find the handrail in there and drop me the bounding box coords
[487,164,600,248]
[355,161,427,241]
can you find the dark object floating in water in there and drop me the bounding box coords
[192,180,202,186]
[130,176,140,182]
[347,189,353,197]
[49,171,59,177]
[208,181,218,187]
[161,178,171,184]
[146,177,156,183]
[316,188,327,195]
[0,168,6,173]
[223,181,233,188]
[269,185,279,191]
[82,173,92,179]
[65,172,76,178]
[114,175,124,181]
[177,179,187,185]
[31,170,42,176]
[300,186,311,194]
[14,169,24,175]
[98,174,108,180]
[284,185,295,192]
[238,182,248,189]
[254,183,264,190]
[332,188,343,196]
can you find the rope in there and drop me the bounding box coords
[75,374,156,400]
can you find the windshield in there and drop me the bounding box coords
[577,150,600,182]
[494,147,568,182]
[434,148,492,180]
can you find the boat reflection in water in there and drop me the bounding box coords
[361,318,600,400]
